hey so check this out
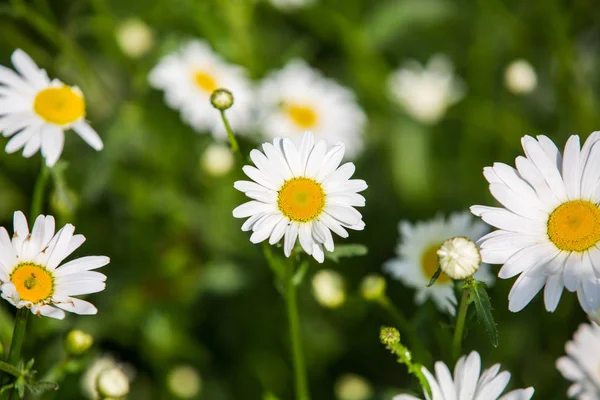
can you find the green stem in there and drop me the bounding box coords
[285,260,310,400]
[30,164,50,221]
[220,110,243,164]
[1,308,29,400]
[0,361,20,378]
[452,287,470,361]
[377,296,430,366]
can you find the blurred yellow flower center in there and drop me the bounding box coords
[286,104,318,129]
[548,200,600,252]
[278,177,325,222]
[10,263,54,303]
[421,244,450,284]
[33,86,85,126]
[193,71,217,93]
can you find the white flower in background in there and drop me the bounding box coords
[557,322,600,399]
[233,131,367,263]
[472,133,600,313]
[504,59,537,95]
[312,269,346,308]
[201,143,234,177]
[149,40,253,139]
[115,18,154,59]
[0,49,104,166]
[394,351,534,400]
[167,365,202,399]
[257,60,366,159]
[0,211,109,319]
[334,373,373,400]
[438,236,481,280]
[97,367,130,398]
[383,212,493,315]
[269,0,316,12]
[388,54,464,125]
[82,356,117,399]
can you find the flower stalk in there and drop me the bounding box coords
[452,285,470,362]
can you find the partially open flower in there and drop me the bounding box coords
[210,88,234,111]
[437,236,481,280]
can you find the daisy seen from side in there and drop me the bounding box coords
[257,59,366,159]
[0,49,104,166]
[472,133,600,312]
[0,211,109,319]
[149,40,253,139]
[383,211,494,315]
[232,131,367,263]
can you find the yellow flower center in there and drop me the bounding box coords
[33,86,85,126]
[548,200,600,252]
[285,104,318,129]
[193,71,218,93]
[278,177,325,222]
[421,243,451,284]
[10,263,54,303]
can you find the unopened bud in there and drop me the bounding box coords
[210,88,234,111]
[65,329,93,356]
[379,326,400,346]
[334,373,373,400]
[167,365,202,398]
[97,367,130,398]
[360,274,386,301]
[115,18,154,59]
[504,59,537,95]
[201,144,234,177]
[312,270,346,309]
[437,236,481,280]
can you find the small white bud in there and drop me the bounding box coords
[334,373,373,400]
[437,236,481,280]
[504,59,537,94]
[115,18,154,59]
[65,329,93,356]
[312,270,346,309]
[97,367,130,398]
[201,144,234,177]
[167,365,202,398]
[210,88,234,111]
[359,274,386,301]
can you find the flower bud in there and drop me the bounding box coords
[210,88,234,111]
[334,373,373,400]
[504,59,537,94]
[312,270,346,309]
[379,326,400,346]
[65,329,93,356]
[97,367,130,399]
[167,365,202,398]
[359,274,386,301]
[201,144,234,177]
[437,236,481,280]
[115,18,154,59]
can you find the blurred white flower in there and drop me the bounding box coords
[0,211,109,319]
[269,0,316,12]
[388,54,464,125]
[97,367,130,398]
[504,59,537,95]
[438,236,481,280]
[557,322,600,399]
[312,269,345,308]
[149,40,253,139]
[0,49,104,166]
[383,211,493,315]
[334,373,373,400]
[232,132,367,263]
[115,18,154,59]
[201,143,234,176]
[257,60,366,159]
[394,351,534,400]
[472,134,600,313]
[167,365,202,398]
[82,356,117,399]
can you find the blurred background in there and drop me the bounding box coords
[0,0,598,398]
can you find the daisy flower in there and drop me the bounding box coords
[556,322,600,399]
[472,133,600,312]
[257,60,366,159]
[388,54,464,125]
[232,131,367,263]
[0,49,104,166]
[394,351,534,400]
[149,40,253,139]
[0,211,109,319]
[383,211,494,315]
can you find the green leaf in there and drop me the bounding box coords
[325,244,368,263]
[26,381,59,395]
[470,281,499,347]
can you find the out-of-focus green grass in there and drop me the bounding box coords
[0,0,599,398]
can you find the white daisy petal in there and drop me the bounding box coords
[11,49,49,89]
[72,120,104,150]
[55,256,111,276]
[55,297,98,315]
[40,124,65,167]
[508,274,546,312]
[544,274,564,312]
